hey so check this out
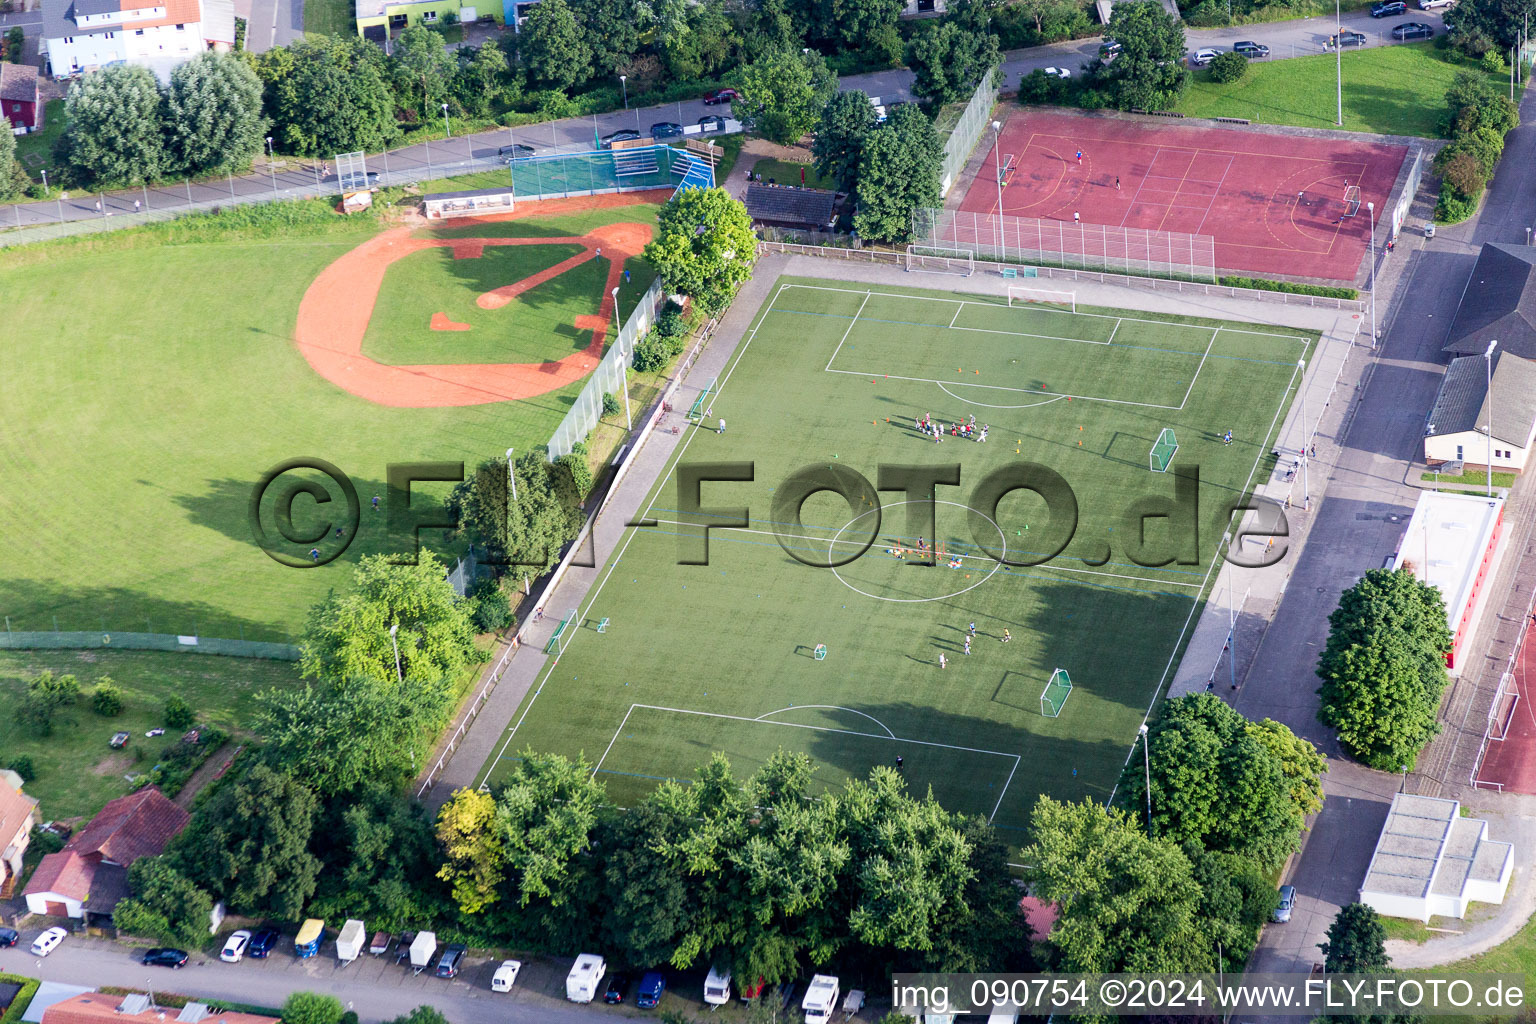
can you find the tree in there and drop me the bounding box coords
[436,788,507,915]
[568,0,643,77]
[469,576,513,632]
[520,0,593,90]
[91,679,124,717]
[795,0,904,51]
[745,0,803,52]
[495,749,606,907]
[308,783,442,929]
[1095,0,1188,111]
[164,694,195,729]
[1445,0,1535,54]
[64,64,167,185]
[906,4,999,106]
[0,119,21,201]
[255,681,430,796]
[112,857,213,947]
[643,186,759,316]
[658,0,737,80]
[451,43,511,117]
[443,452,584,577]
[164,51,265,176]
[853,104,943,243]
[812,90,879,194]
[1023,798,1207,973]
[256,37,397,157]
[20,671,80,737]
[391,25,455,117]
[599,802,696,967]
[173,763,322,918]
[386,1010,449,1024]
[1319,902,1390,973]
[280,993,345,1024]
[1183,844,1275,970]
[1208,50,1248,83]
[1114,694,1323,869]
[1316,567,1452,770]
[1443,71,1519,136]
[733,48,837,145]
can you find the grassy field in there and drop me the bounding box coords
[303,0,353,36]
[0,197,659,642]
[0,649,300,818]
[747,158,837,191]
[1176,42,1518,137]
[11,100,66,188]
[480,275,1313,840]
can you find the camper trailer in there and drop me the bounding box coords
[802,975,839,1024]
[704,965,733,1006]
[566,953,607,1003]
[294,919,324,959]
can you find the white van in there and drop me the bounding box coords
[987,1007,1021,1024]
[30,927,67,957]
[704,965,732,1005]
[802,974,839,1024]
[565,953,606,1003]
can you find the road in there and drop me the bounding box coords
[243,0,304,53]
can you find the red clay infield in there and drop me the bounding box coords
[1474,622,1536,795]
[959,111,1408,282]
[293,191,668,408]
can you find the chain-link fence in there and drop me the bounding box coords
[548,277,667,460]
[913,207,1219,282]
[938,66,1000,197]
[0,629,300,659]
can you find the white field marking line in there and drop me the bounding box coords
[936,382,1064,410]
[949,303,964,329]
[991,756,1021,822]
[1173,327,1221,411]
[830,366,1186,411]
[595,703,1023,821]
[591,704,639,782]
[1105,352,1306,809]
[824,290,872,372]
[1107,317,1122,345]
[782,282,1307,340]
[641,517,1206,588]
[476,281,784,789]
[1191,155,1237,239]
[755,704,897,737]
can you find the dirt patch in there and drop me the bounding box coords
[91,752,132,776]
[429,312,472,332]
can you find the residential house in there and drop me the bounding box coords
[23,787,188,922]
[0,770,38,900]
[40,0,234,82]
[1424,352,1536,473]
[1442,243,1536,362]
[0,62,42,132]
[44,993,279,1024]
[354,0,499,44]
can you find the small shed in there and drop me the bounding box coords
[743,183,838,232]
[1359,793,1513,923]
[422,187,515,220]
[0,62,41,132]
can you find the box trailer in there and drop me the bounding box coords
[408,931,437,975]
[802,974,839,1024]
[336,919,366,964]
[295,919,324,959]
[565,953,606,1002]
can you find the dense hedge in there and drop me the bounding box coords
[0,975,41,1024]
[1219,277,1359,299]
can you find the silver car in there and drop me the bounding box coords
[1273,885,1297,923]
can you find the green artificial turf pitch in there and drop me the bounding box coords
[481,276,1314,837]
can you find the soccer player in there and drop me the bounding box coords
[1001,629,1011,643]
[963,636,972,655]
[939,653,947,669]
[968,621,977,637]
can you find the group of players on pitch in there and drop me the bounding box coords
[916,412,988,443]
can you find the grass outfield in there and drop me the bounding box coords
[0,649,300,818]
[481,275,1313,839]
[1176,42,1519,138]
[0,199,656,642]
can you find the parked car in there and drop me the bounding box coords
[435,943,467,978]
[0,928,18,948]
[247,928,280,958]
[1190,47,1221,65]
[1098,38,1122,59]
[1273,884,1297,923]
[220,930,251,963]
[491,959,522,992]
[702,88,738,105]
[604,974,631,1005]
[1043,66,1071,78]
[497,144,535,162]
[1371,0,1407,14]
[601,129,642,148]
[697,115,727,132]
[31,927,67,957]
[110,731,130,748]
[1232,40,1270,56]
[649,122,684,139]
[1392,20,1434,36]
[1329,29,1368,45]
[638,971,666,1009]
[142,948,189,969]
[1419,0,1453,8]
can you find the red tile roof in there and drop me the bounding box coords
[44,994,278,1024]
[0,776,36,853]
[25,851,94,903]
[70,788,189,866]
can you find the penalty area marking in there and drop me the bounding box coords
[937,382,1066,410]
[755,704,897,737]
[593,702,1022,822]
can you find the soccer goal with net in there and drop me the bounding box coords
[1007,286,1075,313]
[1149,428,1179,473]
[905,244,975,276]
[688,377,716,424]
[1488,673,1521,741]
[1342,185,1362,218]
[1040,668,1073,718]
[544,607,580,657]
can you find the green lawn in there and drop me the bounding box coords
[748,157,837,191]
[0,208,618,642]
[303,0,354,36]
[1422,469,1517,487]
[0,649,300,819]
[1176,42,1517,138]
[481,276,1314,840]
[12,100,66,186]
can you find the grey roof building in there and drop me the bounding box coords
[743,183,838,232]
[1443,243,1536,360]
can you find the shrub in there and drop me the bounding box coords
[1218,277,1359,299]
[1017,68,1068,104]
[92,679,124,717]
[656,306,688,338]
[469,577,514,632]
[1435,182,1478,223]
[1079,88,1112,110]
[558,451,594,502]
[280,993,345,1024]
[30,828,64,857]
[632,328,686,372]
[1209,51,1249,83]
[4,756,36,782]
[602,391,620,416]
[1439,151,1485,198]
[164,694,195,730]
[1481,48,1506,74]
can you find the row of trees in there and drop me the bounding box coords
[1432,71,1521,222]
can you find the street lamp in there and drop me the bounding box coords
[1367,201,1377,348]
[504,447,517,502]
[991,120,1004,260]
[1138,723,1153,834]
[612,286,632,430]
[619,74,628,109]
[1299,358,1310,510]
[265,136,277,196]
[1486,338,1498,496]
[388,622,403,682]
[1335,0,1344,126]
[442,102,451,139]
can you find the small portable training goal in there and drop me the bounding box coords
[688,377,717,424]
[814,643,827,661]
[1007,286,1075,313]
[1149,428,1179,473]
[544,607,579,656]
[998,154,1017,187]
[905,244,975,276]
[1040,668,1073,718]
[1342,185,1362,218]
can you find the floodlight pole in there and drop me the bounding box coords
[1139,723,1153,834]
[1335,0,1344,126]
[505,447,517,502]
[1367,201,1377,347]
[1487,338,1498,496]
[991,120,1003,258]
[1299,358,1310,510]
[266,136,277,196]
[620,74,628,109]
[613,286,632,430]
[388,622,403,682]
[442,102,451,139]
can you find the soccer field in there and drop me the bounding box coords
[482,275,1313,839]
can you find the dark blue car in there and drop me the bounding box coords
[637,970,666,1009]
[247,928,280,958]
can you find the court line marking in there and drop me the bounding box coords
[592,702,1024,821]
[1192,154,1237,239]
[824,290,871,372]
[756,704,897,737]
